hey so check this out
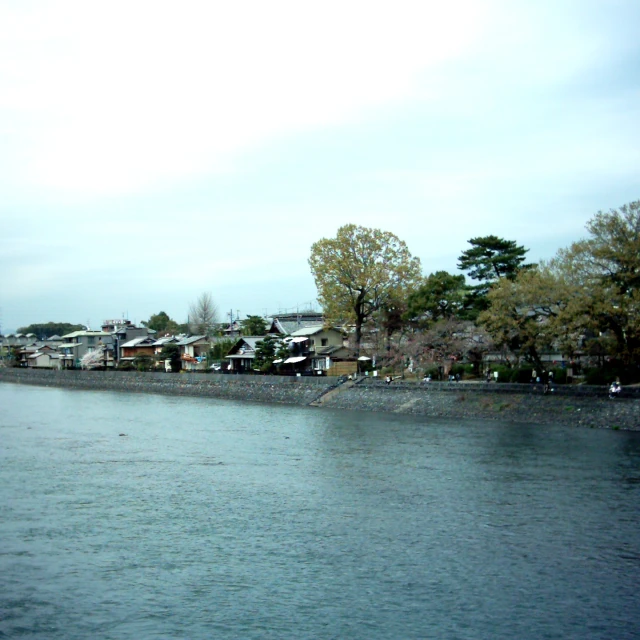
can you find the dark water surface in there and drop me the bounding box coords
[1,383,639,639]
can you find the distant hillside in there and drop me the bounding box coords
[15,322,84,338]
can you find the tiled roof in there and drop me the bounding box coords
[290,326,327,337]
[61,330,110,339]
[176,335,207,346]
[120,337,155,348]
[270,319,324,335]
[152,336,178,346]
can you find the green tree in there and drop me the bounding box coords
[554,199,640,366]
[207,338,235,368]
[8,346,21,367]
[458,235,532,284]
[405,271,467,327]
[188,292,219,336]
[309,224,422,356]
[160,344,182,373]
[133,354,155,372]
[275,339,290,363]
[253,335,279,373]
[240,315,267,336]
[479,266,573,372]
[457,236,534,316]
[16,322,84,338]
[143,311,181,335]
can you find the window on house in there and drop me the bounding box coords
[87,336,95,345]
[321,338,328,346]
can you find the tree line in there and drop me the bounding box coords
[309,200,640,383]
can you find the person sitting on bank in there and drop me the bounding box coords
[385,375,392,385]
[609,381,621,399]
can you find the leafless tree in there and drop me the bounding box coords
[188,292,219,336]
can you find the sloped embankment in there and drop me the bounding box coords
[1,368,638,430]
[317,379,640,430]
[0,368,335,406]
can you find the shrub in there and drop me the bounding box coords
[549,367,567,384]
[510,365,535,384]
[450,364,474,379]
[133,355,155,372]
[449,364,465,377]
[463,363,475,376]
[160,344,182,373]
[422,365,440,380]
[491,364,512,383]
[584,364,640,385]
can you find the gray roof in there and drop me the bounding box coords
[270,318,324,335]
[176,335,207,346]
[227,336,265,355]
[152,336,178,346]
[290,326,326,337]
[61,330,110,339]
[120,336,155,348]
[236,336,263,349]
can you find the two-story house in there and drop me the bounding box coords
[59,330,114,369]
[225,336,263,373]
[287,326,351,373]
[176,335,210,371]
[119,336,158,362]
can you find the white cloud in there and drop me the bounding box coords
[1,0,638,331]
[0,0,487,196]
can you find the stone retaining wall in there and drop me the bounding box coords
[357,377,640,397]
[0,368,336,406]
[322,378,639,430]
[1,368,638,430]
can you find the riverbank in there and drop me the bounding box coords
[1,368,638,430]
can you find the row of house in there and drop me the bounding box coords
[226,324,357,375]
[1,313,362,376]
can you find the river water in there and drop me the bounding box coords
[1,383,639,639]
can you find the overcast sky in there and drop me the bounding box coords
[1,0,638,332]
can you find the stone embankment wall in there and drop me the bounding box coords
[1,368,638,430]
[0,368,336,406]
[320,379,640,430]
